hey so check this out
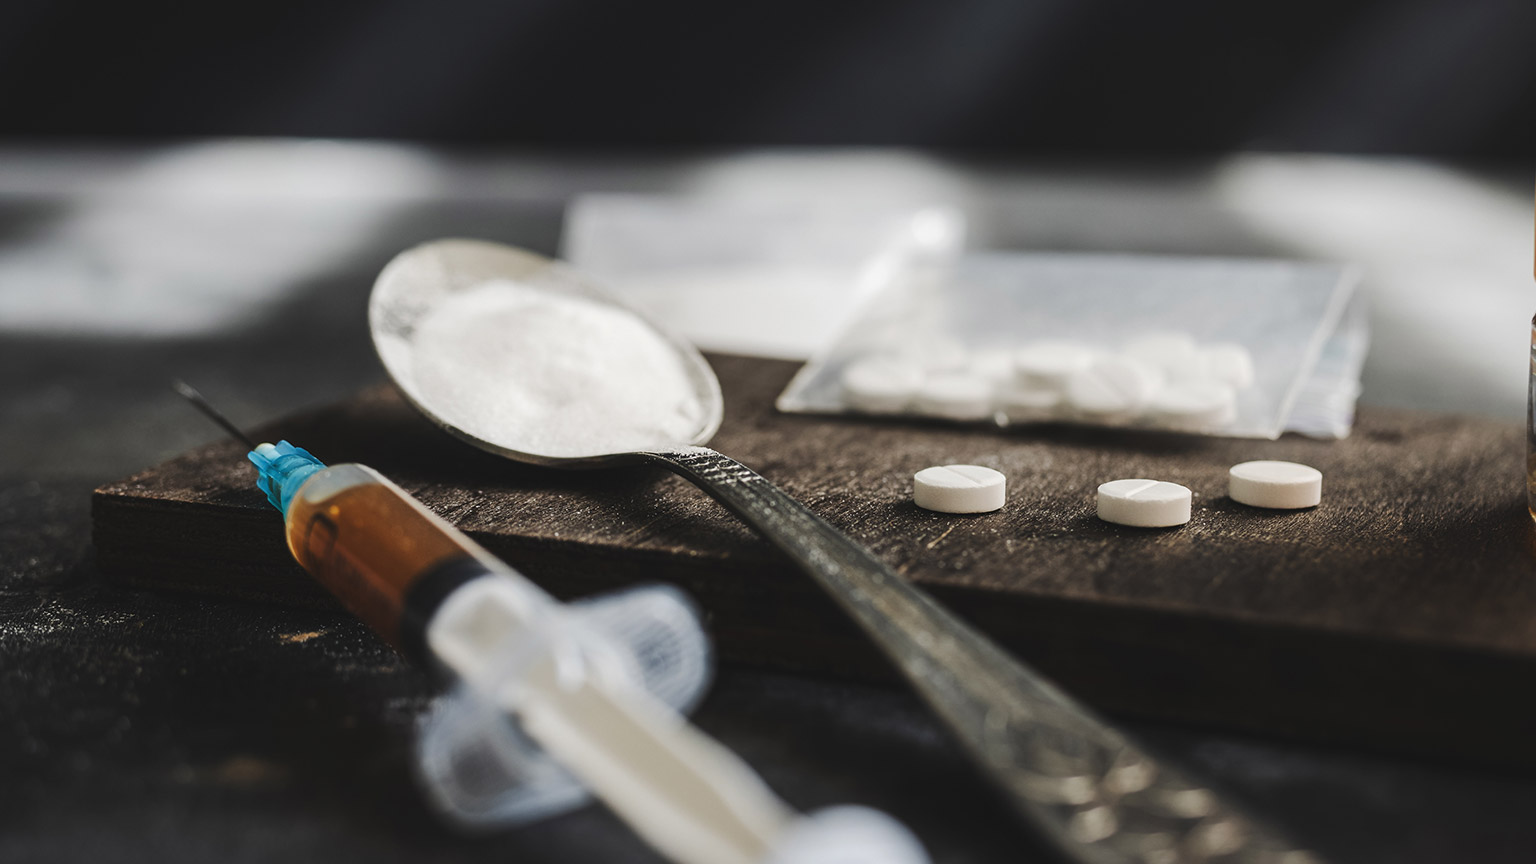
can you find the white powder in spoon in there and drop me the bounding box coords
[410,279,708,458]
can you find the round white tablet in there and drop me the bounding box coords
[1096,479,1192,527]
[1201,343,1256,390]
[968,348,1017,383]
[905,340,970,373]
[913,465,1006,513]
[1124,332,1201,380]
[996,383,1062,423]
[1065,355,1162,422]
[914,373,995,421]
[1148,380,1237,430]
[1014,341,1097,388]
[841,356,923,414]
[1228,460,1321,509]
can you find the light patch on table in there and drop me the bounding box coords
[1215,154,1529,417]
[0,140,441,336]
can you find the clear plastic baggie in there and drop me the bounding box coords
[776,252,1364,440]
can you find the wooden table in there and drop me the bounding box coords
[97,353,1536,767]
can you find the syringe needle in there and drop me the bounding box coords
[172,379,258,450]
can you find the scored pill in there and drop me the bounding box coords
[1096,478,1192,527]
[913,464,1006,513]
[1228,460,1321,509]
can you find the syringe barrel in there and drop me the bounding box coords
[281,463,506,660]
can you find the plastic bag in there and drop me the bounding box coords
[776,252,1363,439]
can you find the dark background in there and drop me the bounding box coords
[2,0,1535,156]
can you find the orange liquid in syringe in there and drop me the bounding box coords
[283,464,487,651]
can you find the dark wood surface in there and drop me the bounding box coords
[94,353,1536,766]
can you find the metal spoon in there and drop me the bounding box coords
[369,238,1318,864]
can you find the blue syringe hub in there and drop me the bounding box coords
[247,440,327,514]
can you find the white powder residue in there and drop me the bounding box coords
[410,279,708,458]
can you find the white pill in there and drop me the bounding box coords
[1014,341,1097,388]
[967,348,1017,383]
[1148,380,1237,430]
[914,465,1006,513]
[842,356,924,414]
[1124,333,1201,380]
[1096,479,1192,527]
[1228,460,1321,509]
[905,340,970,373]
[1065,355,1162,422]
[914,372,995,421]
[996,383,1062,422]
[1202,343,1256,390]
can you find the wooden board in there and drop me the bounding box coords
[93,354,1536,765]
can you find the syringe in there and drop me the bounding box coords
[176,384,927,864]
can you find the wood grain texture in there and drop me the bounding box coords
[93,354,1536,765]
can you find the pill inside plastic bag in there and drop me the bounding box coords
[776,252,1365,440]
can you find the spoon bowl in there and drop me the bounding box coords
[370,238,722,468]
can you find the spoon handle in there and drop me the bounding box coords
[646,446,1318,864]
